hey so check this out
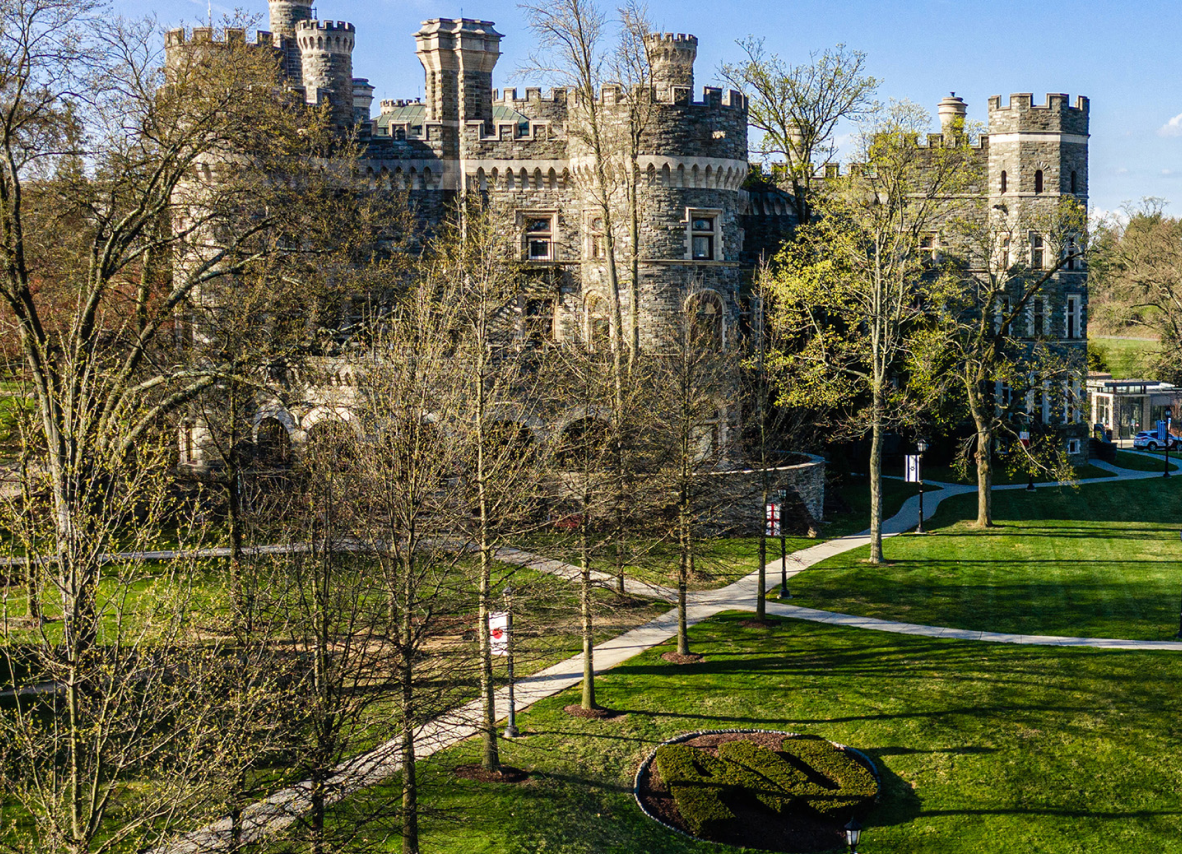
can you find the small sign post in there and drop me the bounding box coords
[493,594,519,738]
[1020,430,1035,491]
[765,502,781,538]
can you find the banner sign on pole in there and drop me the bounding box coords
[1158,420,1169,443]
[1019,430,1031,448]
[490,612,509,657]
[765,503,781,537]
[905,455,920,483]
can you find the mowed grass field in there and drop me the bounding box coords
[1090,336,1160,380]
[313,614,1182,854]
[786,477,1182,640]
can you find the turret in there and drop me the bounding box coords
[938,93,967,137]
[353,78,375,125]
[415,18,503,129]
[987,93,1089,198]
[645,33,697,103]
[268,0,313,82]
[297,20,356,128]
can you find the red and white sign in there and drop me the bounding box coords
[765,503,781,537]
[1019,430,1031,448]
[490,612,509,657]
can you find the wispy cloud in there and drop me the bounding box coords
[1158,113,1182,137]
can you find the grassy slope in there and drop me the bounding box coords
[921,462,1115,486]
[789,477,1182,640]
[1114,450,1179,472]
[319,614,1182,854]
[1091,336,1159,380]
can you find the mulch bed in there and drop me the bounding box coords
[739,618,777,629]
[636,732,850,853]
[661,651,706,664]
[563,704,626,720]
[453,763,530,784]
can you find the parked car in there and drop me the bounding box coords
[1132,431,1179,451]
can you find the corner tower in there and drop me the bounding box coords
[415,18,503,139]
[268,0,313,83]
[297,20,357,129]
[645,33,697,103]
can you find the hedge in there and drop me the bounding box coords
[653,735,877,839]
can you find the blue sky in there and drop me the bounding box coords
[116,0,1182,217]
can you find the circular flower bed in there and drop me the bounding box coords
[634,730,879,853]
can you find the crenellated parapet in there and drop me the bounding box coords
[987,93,1090,136]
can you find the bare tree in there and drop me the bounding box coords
[720,39,879,224]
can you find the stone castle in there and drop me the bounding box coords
[165,0,1089,502]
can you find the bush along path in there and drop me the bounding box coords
[154,459,1182,852]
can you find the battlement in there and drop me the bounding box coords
[647,32,698,46]
[987,92,1089,114]
[165,26,277,50]
[297,20,356,34]
[381,99,425,111]
[987,93,1089,136]
[568,85,744,109]
[495,87,569,105]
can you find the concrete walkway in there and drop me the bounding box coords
[156,460,1182,852]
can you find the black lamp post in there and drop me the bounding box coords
[916,439,929,534]
[844,817,864,853]
[503,584,519,739]
[1164,408,1172,478]
[779,490,791,599]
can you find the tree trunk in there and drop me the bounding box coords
[400,569,420,854]
[475,344,500,772]
[628,158,641,367]
[677,481,691,655]
[868,384,885,564]
[975,422,994,527]
[580,514,595,710]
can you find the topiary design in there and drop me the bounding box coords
[650,734,877,841]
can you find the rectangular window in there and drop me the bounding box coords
[587,215,606,259]
[995,295,1010,333]
[1030,233,1044,269]
[1066,295,1080,339]
[999,234,1011,269]
[688,211,720,261]
[1067,438,1081,456]
[919,233,938,264]
[525,215,555,261]
[1031,298,1045,337]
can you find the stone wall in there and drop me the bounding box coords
[698,456,826,536]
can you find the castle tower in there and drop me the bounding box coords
[987,92,1090,458]
[645,33,697,103]
[297,20,357,128]
[353,78,375,125]
[415,18,503,149]
[938,93,967,138]
[268,0,313,83]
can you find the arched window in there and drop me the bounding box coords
[1034,170,1044,194]
[1070,170,1077,194]
[687,292,724,351]
[256,418,293,467]
[1000,170,1007,194]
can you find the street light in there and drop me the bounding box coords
[916,439,929,534]
[1164,408,1172,478]
[844,817,864,853]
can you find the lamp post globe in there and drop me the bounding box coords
[844,817,863,852]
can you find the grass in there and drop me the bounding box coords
[822,477,943,539]
[1114,450,1178,472]
[311,613,1182,854]
[921,462,1114,486]
[1090,336,1160,380]
[787,477,1182,640]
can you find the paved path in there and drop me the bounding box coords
[154,461,1182,852]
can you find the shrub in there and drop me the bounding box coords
[653,735,877,839]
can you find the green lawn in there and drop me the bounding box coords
[822,477,942,539]
[921,462,1114,486]
[1090,336,1160,380]
[787,478,1182,640]
[1114,450,1178,472]
[313,613,1182,854]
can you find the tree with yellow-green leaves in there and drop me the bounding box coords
[766,101,979,563]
